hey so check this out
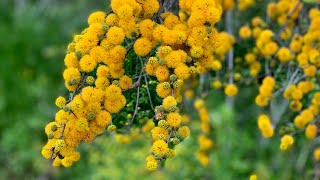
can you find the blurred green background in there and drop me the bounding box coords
[0,0,316,179]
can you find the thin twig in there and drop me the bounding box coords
[144,74,154,110]
[278,1,301,36]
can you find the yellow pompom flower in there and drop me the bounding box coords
[146,160,158,171]
[55,96,66,109]
[178,126,190,138]
[224,84,238,97]
[263,42,278,56]
[77,118,89,131]
[290,100,302,112]
[151,127,169,140]
[304,65,316,77]
[255,94,269,107]
[162,96,177,110]
[249,174,257,180]
[152,140,169,156]
[239,25,252,39]
[106,27,125,45]
[80,55,97,73]
[277,47,292,63]
[314,148,320,161]
[61,157,73,167]
[156,82,172,98]
[155,66,170,82]
[174,64,190,80]
[90,46,107,63]
[55,139,66,151]
[212,80,222,89]
[119,75,133,90]
[96,110,112,128]
[63,67,81,83]
[280,134,294,151]
[88,11,106,25]
[64,53,79,68]
[105,13,119,27]
[306,124,317,140]
[166,112,181,127]
[134,37,152,57]
[190,46,204,58]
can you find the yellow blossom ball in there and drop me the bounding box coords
[106,27,125,45]
[79,55,97,73]
[255,94,269,107]
[134,37,152,57]
[166,112,181,127]
[151,127,169,140]
[152,140,169,156]
[239,25,252,39]
[314,148,320,161]
[178,126,190,138]
[88,11,106,25]
[212,80,222,89]
[146,160,158,171]
[162,96,177,110]
[55,139,66,151]
[155,66,170,82]
[55,96,66,109]
[119,75,133,90]
[304,65,317,77]
[306,124,317,140]
[224,84,238,97]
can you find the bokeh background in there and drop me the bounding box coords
[0,0,316,179]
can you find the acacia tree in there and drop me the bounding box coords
[41,0,320,178]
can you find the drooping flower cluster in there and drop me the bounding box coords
[194,99,213,166]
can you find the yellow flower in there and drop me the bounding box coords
[280,134,294,151]
[134,37,152,57]
[90,46,107,63]
[305,124,317,140]
[156,82,172,98]
[79,55,97,73]
[55,139,66,151]
[277,47,292,63]
[255,94,269,107]
[162,96,177,110]
[249,174,257,180]
[139,19,155,40]
[119,75,133,90]
[190,46,204,58]
[64,53,79,68]
[224,84,238,97]
[63,67,81,83]
[88,11,106,25]
[105,13,119,27]
[146,160,158,171]
[178,126,190,138]
[212,80,222,89]
[314,148,320,161]
[104,95,126,113]
[239,25,251,39]
[77,118,89,131]
[152,140,169,156]
[290,100,302,112]
[304,65,316,77]
[166,112,181,127]
[155,66,170,82]
[96,110,112,128]
[164,50,187,68]
[106,27,125,45]
[151,127,169,140]
[174,64,190,80]
[55,96,66,109]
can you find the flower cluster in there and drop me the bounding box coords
[194,99,213,167]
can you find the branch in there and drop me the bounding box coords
[279,1,301,35]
